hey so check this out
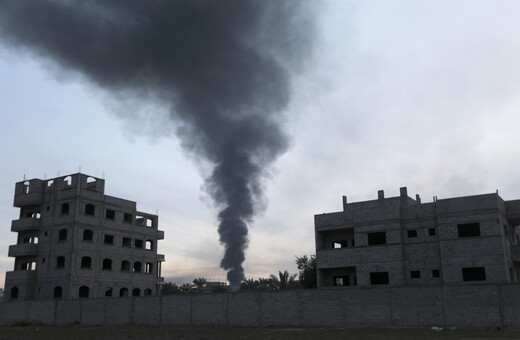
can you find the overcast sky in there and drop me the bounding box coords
[1,0,520,287]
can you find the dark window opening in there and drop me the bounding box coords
[84,204,95,216]
[122,237,131,248]
[368,232,386,245]
[105,288,113,297]
[407,230,418,238]
[370,272,389,285]
[56,256,65,268]
[124,213,133,223]
[145,263,153,274]
[81,256,92,269]
[10,287,19,300]
[79,286,89,298]
[457,223,481,238]
[429,228,436,236]
[102,258,112,270]
[54,286,62,299]
[410,270,421,278]
[132,288,141,296]
[105,209,115,220]
[120,288,129,297]
[134,239,143,249]
[104,234,114,244]
[332,240,349,249]
[432,269,440,278]
[133,262,142,273]
[334,275,350,286]
[83,229,93,241]
[61,203,69,215]
[59,229,67,241]
[144,288,152,296]
[121,261,130,272]
[462,267,486,281]
[42,258,45,263]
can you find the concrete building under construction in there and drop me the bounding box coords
[4,173,165,301]
[315,187,520,288]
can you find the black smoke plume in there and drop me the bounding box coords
[0,1,313,285]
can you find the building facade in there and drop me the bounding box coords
[315,187,520,288]
[4,173,164,301]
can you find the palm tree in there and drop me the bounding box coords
[269,270,298,290]
[240,278,259,291]
[192,277,207,290]
[180,283,194,293]
[160,282,180,295]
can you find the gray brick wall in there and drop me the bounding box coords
[1,284,519,327]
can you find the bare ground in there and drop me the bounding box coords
[0,325,519,340]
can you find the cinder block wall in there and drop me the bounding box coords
[1,284,519,327]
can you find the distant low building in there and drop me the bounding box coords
[4,173,165,301]
[315,187,520,288]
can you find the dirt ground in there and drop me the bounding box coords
[0,325,519,340]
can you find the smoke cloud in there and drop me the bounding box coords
[0,1,313,285]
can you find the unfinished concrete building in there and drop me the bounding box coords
[4,173,165,301]
[315,187,520,288]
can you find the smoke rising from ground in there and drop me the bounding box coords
[0,1,313,285]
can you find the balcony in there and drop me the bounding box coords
[11,218,40,232]
[8,243,38,257]
[157,254,165,262]
[512,245,520,262]
[5,270,37,281]
[14,192,43,207]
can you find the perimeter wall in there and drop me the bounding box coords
[1,283,519,327]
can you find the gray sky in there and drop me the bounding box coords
[1,0,520,287]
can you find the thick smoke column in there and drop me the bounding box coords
[0,1,313,285]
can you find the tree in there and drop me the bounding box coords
[295,255,317,289]
[180,283,194,293]
[160,282,180,295]
[269,270,298,290]
[192,277,207,290]
[240,278,259,291]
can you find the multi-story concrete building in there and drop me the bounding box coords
[4,173,165,301]
[315,187,520,288]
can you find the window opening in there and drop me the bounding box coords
[407,230,417,238]
[457,223,481,238]
[132,288,141,296]
[124,213,133,223]
[79,286,89,298]
[432,269,440,278]
[332,240,349,249]
[63,176,72,186]
[368,232,386,245]
[334,275,350,286]
[83,229,93,241]
[144,289,152,296]
[146,219,153,228]
[410,270,421,278]
[462,267,486,281]
[81,256,92,269]
[145,263,153,274]
[47,180,54,188]
[429,228,436,236]
[104,234,114,244]
[121,261,130,272]
[119,288,129,297]
[134,239,143,249]
[10,287,19,300]
[56,256,65,268]
[105,209,115,220]
[59,229,67,241]
[84,204,95,216]
[105,288,113,297]
[122,237,131,247]
[133,262,142,273]
[61,203,69,215]
[102,258,112,270]
[23,181,30,194]
[145,240,153,250]
[54,286,63,298]
[370,272,389,285]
